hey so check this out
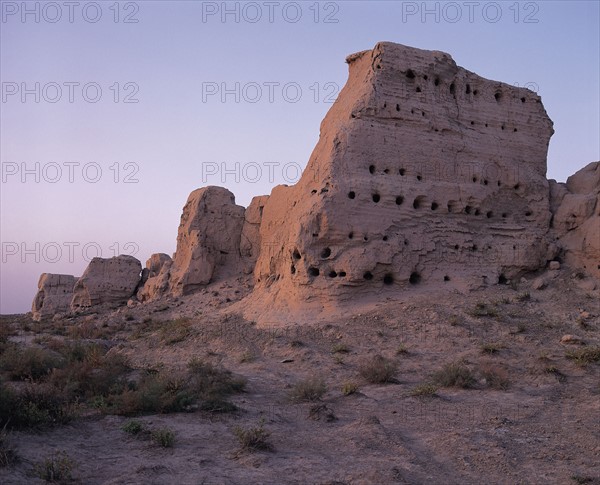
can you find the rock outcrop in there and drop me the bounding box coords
[167,186,246,296]
[137,253,173,302]
[31,273,77,321]
[250,41,555,312]
[70,255,142,310]
[549,162,600,277]
[240,195,270,274]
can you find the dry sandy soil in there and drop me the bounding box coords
[1,268,599,485]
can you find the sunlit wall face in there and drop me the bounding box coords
[1,1,599,314]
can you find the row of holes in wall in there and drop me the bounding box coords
[401,68,533,106]
[373,101,520,133]
[364,164,521,188]
[292,262,423,286]
[346,191,531,219]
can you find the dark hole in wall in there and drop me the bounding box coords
[502,213,508,218]
[291,265,296,274]
[396,104,400,111]
[466,84,471,94]
[465,205,472,214]
[372,193,381,203]
[472,176,478,183]
[328,270,337,278]
[399,168,406,176]
[434,78,440,86]
[450,83,456,95]
[308,267,320,277]
[474,209,480,216]
[498,274,508,284]
[521,97,526,103]
[338,271,347,277]
[486,211,493,218]
[474,89,479,95]
[431,202,439,210]
[363,236,369,241]
[413,198,421,209]
[525,211,532,217]
[483,179,488,185]
[423,75,428,80]
[406,69,416,79]
[495,92,502,102]
[348,191,356,199]
[348,232,354,239]
[396,196,404,205]
[444,275,450,282]
[293,249,301,260]
[416,87,422,93]
[363,271,373,280]
[409,272,421,284]
[417,175,422,181]
[383,236,388,241]
[321,247,331,258]
[369,165,375,174]
[384,168,389,174]
[383,274,394,285]
[514,184,520,190]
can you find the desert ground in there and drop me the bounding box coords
[1,267,599,485]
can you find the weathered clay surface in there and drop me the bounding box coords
[250,42,555,313]
[240,195,269,274]
[550,162,599,277]
[71,255,142,310]
[31,273,77,321]
[137,253,173,302]
[167,186,245,295]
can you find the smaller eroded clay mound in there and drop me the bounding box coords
[31,273,77,321]
[70,255,142,310]
[168,186,246,295]
[550,161,600,277]
[137,253,173,302]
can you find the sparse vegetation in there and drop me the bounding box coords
[160,318,193,344]
[410,383,438,397]
[121,419,145,435]
[396,344,409,355]
[0,426,19,468]
[151,427,176,448]
[515,291,531,302]
[481,342,504,355]
[432,362,476,389]
[233,418,273,452]
[341,381,358,396]
[469,302,499,318]
[289,377,327,402]
[0,344,63,381]
[331,342,349,354]
[33,451,75,482]
[479,364,510,390]
[566,346,600,366]
[359,355,398,384]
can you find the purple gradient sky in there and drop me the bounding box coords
[1,0,599,314]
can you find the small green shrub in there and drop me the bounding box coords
[233,419,272,452]
[151,428,175,448]
[33,451,74,482]
[289,377,327,402]
[432,362,476,389]
[121,420,145,435]
[0,345,63,381]
[359,355,398,384]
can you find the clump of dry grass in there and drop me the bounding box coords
[233,419,273,452]
[289,377,327,402]
[432,362,476,389]
[359,355,398,383]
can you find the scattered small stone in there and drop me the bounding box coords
[560,334,584,345]
[531,277,547,290]
[281,358,294,363]
[548,261,560,270]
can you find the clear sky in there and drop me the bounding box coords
[1,0,599,314]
